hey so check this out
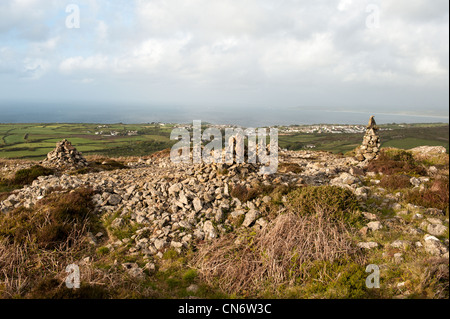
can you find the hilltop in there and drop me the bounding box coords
[0,139,448,299]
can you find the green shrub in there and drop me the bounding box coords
[301,260,369,299]
[182,269,198,283]
[163,248,180,260]
[97,246,110,256]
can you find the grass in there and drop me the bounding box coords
[0,187,107,298]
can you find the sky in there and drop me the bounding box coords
[0,0,449,121]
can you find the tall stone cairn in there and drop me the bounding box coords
[356,116,381,161]
[42,139,88,168]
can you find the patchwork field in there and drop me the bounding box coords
[0,123,176,160]
[0,122,448,160]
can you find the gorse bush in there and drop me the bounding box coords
[285,186,361,225]
[300,260,369,299]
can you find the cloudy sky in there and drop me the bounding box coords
[0,0,448,122]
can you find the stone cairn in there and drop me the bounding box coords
[42,139,88,168]
[356,116,381,161]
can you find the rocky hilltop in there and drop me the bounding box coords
[0,135,448,299]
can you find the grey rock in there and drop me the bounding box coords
[187,284,199,293]
[242,210,260,227]
[203,221,217,240]
[108,194,122,206]
[193,197,203,212]
[230,210,245,218]
[154,239,167,250]
[427,224,448,237]
[390,240,411,250]
[367,221,383,231]
[362,212,377,221]
[423,235,449,256]
[357,242,379,249]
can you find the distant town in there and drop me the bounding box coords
[171,123,393,134]
[91,123,394,137]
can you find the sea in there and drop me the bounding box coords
[0,103,448,127]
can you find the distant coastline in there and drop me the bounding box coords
[0,104,448,127]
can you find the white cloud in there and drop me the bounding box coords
[0,0,448,115]
[59,55,110,73]
[22,58,49,79]
[415,57,447,76]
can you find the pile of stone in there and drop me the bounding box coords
[356,116,381,161]
[42,139,88,168]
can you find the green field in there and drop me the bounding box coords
[0,123,448,160]
[0,123,176,160]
